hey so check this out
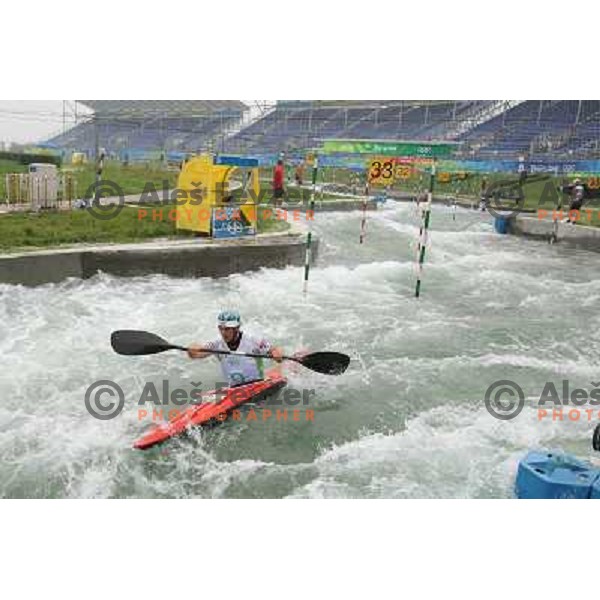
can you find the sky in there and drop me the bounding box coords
[0,101,261,146]
[0,101,87,145]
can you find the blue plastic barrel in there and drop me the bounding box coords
[494,216,509,234]
[515,451,600,499]
[591,477,600,499]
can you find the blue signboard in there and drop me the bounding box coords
[214,155,259,168]
[211,207,256,239]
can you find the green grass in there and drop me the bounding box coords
[6,158,590,246]
[317,168,506,203]
[0,159,179,202]
[0,159,28,199]
[72,162,179,197]
[0,204,290,252]
[257,216,290,233]
[317,167,586,212]
[2,158,584,211]
[0,207,177,250]
[2,158,348,208]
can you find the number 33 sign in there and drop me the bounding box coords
[368,158,394,186]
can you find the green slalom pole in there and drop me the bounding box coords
[415,160,435,298]
[303,156,319,294]
[320,166,325,208]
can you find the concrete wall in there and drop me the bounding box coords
[388,190,474,207]
[0,196,380,287]
[0,251,83,285]
[0,235,319,286]
[314,200,378,212]
[508,215,600,251]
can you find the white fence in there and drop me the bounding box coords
[4,172,78,211]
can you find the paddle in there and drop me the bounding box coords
[110,330,350,376]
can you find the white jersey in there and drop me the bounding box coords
[205,333,272,386]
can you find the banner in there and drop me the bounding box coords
[315,154,367,170]
[214,155,259,168]
[322,139,457,158]
[250,153,600,176]
[439,159,600,175]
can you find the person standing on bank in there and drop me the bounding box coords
[273,159,285,207]
[566,178,585,223]
[294,162,305,186]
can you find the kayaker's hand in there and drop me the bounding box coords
[270,347,284,363]
[187,344,206,359]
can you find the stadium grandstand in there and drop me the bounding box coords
[45,100,600,161]
[46,100,249,158]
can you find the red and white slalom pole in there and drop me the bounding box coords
[359,178,369,244]
[415,161,435,298]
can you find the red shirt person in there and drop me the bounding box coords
[273,159,285,206]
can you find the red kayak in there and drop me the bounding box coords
[133,369,287,450]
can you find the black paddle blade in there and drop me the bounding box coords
[593,424,600,452]
[297,352,350,375]
[111,330,179,356]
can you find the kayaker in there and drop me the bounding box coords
[187,310,284,386]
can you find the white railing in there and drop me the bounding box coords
[442,100,525,140]
[342,107,382,135]
[4,172,78,211]
[222,101,278,144]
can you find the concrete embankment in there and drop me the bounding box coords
[387,189,600,252]
[0,232,318,286]
[0,193,385,286]
[309,199,379,211]
[507,214,600,251]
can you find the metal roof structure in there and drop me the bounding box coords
[77,100,246,117]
